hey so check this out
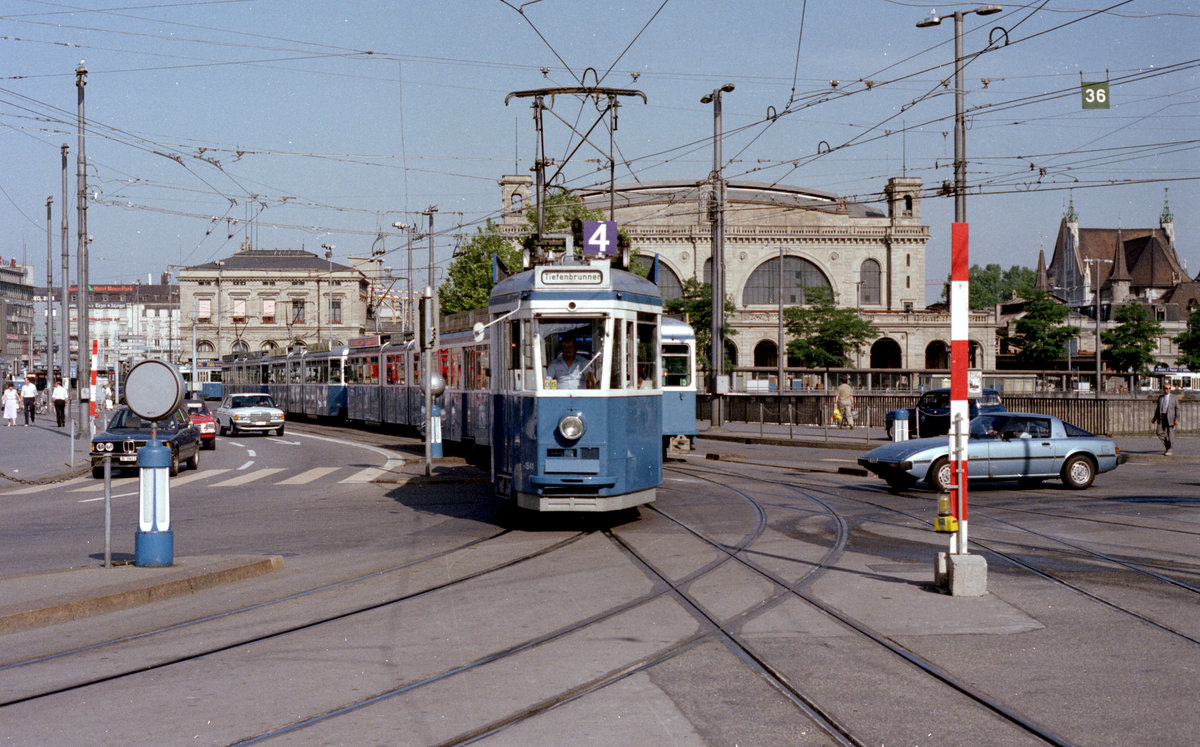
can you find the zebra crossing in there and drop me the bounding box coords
[2,461,408,498]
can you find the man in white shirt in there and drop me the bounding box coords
[52,378,69,427]
[20,376,38,426]
[545,337,595,390]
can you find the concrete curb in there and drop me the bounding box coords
[0,556,284,635]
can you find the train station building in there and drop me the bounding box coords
[499,174,998,380]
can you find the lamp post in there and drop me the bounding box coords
[1083,258,1112,396]
[46,196,54,376]
[392,222,414,332]
[321,243,334,346]
[916,4,1001,222]
[701,83,734,426]
[214,259,224,360]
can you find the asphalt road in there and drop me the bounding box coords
[1,429,1198,745]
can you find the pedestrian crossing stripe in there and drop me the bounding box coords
[209,468,286,488]
[278,467,340,485]
[4,464,406,495]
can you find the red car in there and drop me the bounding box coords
[184,400,218,450]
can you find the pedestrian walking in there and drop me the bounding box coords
[1152,379,1180,456]
[52,378,69,428]
[20,376,38,426]
[2,383,19,427]
[834,375,855,429]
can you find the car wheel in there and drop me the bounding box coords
[169,450,180,477]
[276,425,285,437]
[1061,454,1095,490]
[186,447,199,471]
[885,474,916,492]
[230,424,239,436]
[929,457,953,492]
[219,422,228,436]
[885,424,893,440]
[204,438,216,451]
[92,465,104,479]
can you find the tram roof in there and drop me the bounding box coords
[490,262,661,305]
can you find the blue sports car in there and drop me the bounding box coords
[859,412,1126,492]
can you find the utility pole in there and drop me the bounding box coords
[701,83,734,427]
[1084,257,1113,396]
[45,196,53,376]
[424,206,437,291]
[75,62,90,435]
[60,144,70,416]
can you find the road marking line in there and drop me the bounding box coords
[340,459,405,484]
[278,467,341,485]
[247,449,256,458]
[79,491,136,503]
[210,468,285,487]
[3,475,92,495]
[238,461,255,471]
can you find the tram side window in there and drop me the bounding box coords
[506,319,535,391]
[539,317,602,390]
[476,345,490,389]
[330,358,343,385]
[635,313,658,389]
[663,344,691,387]
[609,322,624,390]
[386,354,401,385]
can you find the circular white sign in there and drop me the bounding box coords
[124,359,186,421]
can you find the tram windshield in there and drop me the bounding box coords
[540,318,603,390]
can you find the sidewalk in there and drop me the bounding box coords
[0,416,95,485]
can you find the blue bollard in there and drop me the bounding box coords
[134,442,174,567]
[430,404,443,459]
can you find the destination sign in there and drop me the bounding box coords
[539,268,604,286]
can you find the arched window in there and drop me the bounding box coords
[196,340,215,353]
[231,340,250,354]
[702,258,712,286]
[260,340,278,353]
[655,263,684,302]
[742,255,831,306]
[859,259,881,306]
[753,340,778,368]
[870,338,902,369]
[511,193,523,211]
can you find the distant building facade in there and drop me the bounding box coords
[178,245,371,363]
[0,258,36,378]
[497,174,997,377]
[1040,191,1194,369]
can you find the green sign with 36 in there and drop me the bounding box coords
[1082,81,1109,109]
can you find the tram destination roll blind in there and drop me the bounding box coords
[539,268,604,286]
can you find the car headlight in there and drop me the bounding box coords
[558,413,584,441]
[104,442,114,452]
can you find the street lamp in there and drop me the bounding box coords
[321,243,334,346]
[701,83,734,426]
[392,222,415,333]
[1083,257,1112,396]
[916,4,1001,222]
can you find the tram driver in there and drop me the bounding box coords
[546,336,596,390]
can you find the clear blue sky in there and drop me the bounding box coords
[3,1,1197,303]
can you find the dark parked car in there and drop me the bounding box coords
[90,406,202,478]
[884,387,1005,439]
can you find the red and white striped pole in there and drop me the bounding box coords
[949,223,970,553]
[90,339,98,431]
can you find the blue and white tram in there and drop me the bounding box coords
[661,316,697,453]
[486,261,663,511]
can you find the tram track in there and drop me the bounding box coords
[684,457,1200,647]
[0,529,585,707]
[664,462,1073,747]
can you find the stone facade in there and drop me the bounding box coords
[178,246,370,362]
[498,174,996,373]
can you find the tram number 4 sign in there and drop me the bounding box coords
[1081,81,1109,109]
[583,220,618,257]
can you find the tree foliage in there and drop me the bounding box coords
[664,277,736,372]
[1172,307,1200,370]
[438,219,523,314]
[783,286,877,368]
[1102,302,1163,374]
[1008,290,1080,368]
[941,264,1037,309]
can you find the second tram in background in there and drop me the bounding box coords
[224,258,668,512]
[661,316,697,455]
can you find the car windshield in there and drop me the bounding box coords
[230,395,275,408]
[185,402,210,415]
[108,408,178,431]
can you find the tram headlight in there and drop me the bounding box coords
[558,413,585,441]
